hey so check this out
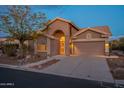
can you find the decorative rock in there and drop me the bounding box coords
[113,67,124,78]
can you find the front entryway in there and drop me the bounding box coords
[60,36,65,55]
[53,30,65,55]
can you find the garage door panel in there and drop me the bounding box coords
[74,41,105,55]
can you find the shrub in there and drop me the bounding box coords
[110,40,120,50]
[119,38,124,52]
[119,43,124,52]
[3,43,18,56]
[110,37,124,52]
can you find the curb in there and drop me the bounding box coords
[0,63,115,84]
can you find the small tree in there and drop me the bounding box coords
[0,6,47,57]
[119,37,124,52]
[110,40,120,50]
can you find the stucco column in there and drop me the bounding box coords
[47,38,51,57]
[105,39,110,56]
[65,35,70,56]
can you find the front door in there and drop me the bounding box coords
[60,36,65,55]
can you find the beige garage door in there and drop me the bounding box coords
[74,41,105,55]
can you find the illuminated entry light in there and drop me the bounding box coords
[105,43,109,48]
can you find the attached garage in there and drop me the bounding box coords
[38,18,111,56]
[73,41,105,55]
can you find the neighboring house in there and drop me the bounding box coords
[29,17,112,57]
[0,37,7,48]
[0,37,7,42]
[0,37,19,44]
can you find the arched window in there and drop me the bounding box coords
[86,33,92,39]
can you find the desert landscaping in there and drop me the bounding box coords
[107,55,124,80]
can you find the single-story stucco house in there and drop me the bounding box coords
[29,17,112,57]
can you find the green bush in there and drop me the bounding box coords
[110,37,124,53]
[119,43,124,52]
[110,40,120,50]
[3,43,18,56]
[119,37,124,52]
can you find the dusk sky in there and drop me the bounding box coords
[0,5,124,39]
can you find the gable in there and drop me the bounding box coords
[48,18,71,25]
[49,19,69,29]
[37,35,47,44]
[48,19,70,35]
[41,18,111,39]
[75,30,102,39]
[47,18,79,30]
[74,28,107,37]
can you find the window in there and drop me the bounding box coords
[36,44,47,52]
[86,33,92,39]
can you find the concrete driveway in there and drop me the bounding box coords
[39,55,114,83]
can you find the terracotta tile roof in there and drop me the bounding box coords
[80,26,112,35]
[93,26,111,35]
[0,38,7,42]
[39,17,112,37]
[35,30,56,39]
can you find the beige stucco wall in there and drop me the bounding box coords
[47,20,70,35]
[50,39,59,56]
[28,35,48,56]
[28,18,111,56]
[76,30,102,39]
[46,20,71,56]
[71,26,78,36]
[73,30,109,55]
[37,35,47,44]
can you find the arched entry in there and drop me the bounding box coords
[53,30,65,55]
